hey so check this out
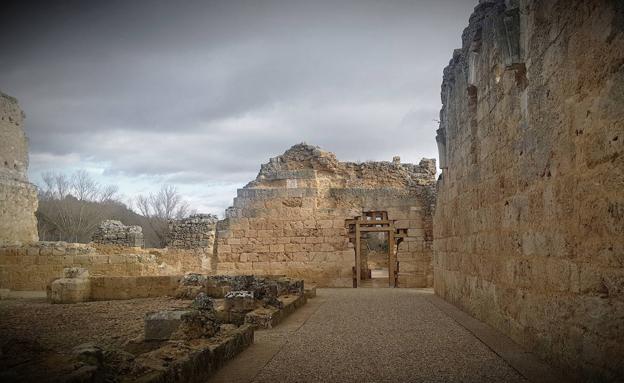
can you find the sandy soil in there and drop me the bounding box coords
[0,297,190,353]
[0,297,189,382]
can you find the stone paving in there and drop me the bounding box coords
[210,288,544,383]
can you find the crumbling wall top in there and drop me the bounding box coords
[92,220,144,247]
[168,214,218,250]
[247,143,436,189]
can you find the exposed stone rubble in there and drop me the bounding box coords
[168,213,217,249]
[173,273,307,328]
[62,325,254,383]
[92,219,144,247]
[176,273,304,300]
[434,0,624,381]
[217,143,437,287]
[0,92,38,245]
[223,290,255,312]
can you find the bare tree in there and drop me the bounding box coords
[135,184,191,247]
[98,184,119,202]
[41,171,71,200]
[36,170,121,243]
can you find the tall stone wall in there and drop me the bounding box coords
[434,1,623,381]
[216,144,436,287]
[0,92,38,245]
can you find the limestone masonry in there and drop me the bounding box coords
[92,220,144,247]
[434,0,623,381]
[0,242,209,291]
[215,143,436,287]
[0,92,38,245]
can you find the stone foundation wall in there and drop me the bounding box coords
[89,275,182,301]
[0,92,38,245]
[92,220,144,247]
[434,1,623,381]
[216,144,436,287]
[0,242,212,291]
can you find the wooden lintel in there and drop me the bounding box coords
[359,226,395,232]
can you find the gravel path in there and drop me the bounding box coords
[215,288,527,383]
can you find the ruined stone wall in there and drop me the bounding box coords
[168,214,217,250]
[0,242,211,291]
[216,144,436,287]
[0,92,38,245]
[434,1,623,381]
[92,220,144,247]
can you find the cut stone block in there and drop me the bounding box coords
[223,290,255,312]
[144,310,189,340]
[49,278,91,304]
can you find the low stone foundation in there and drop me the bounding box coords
[245,293,307,329]
[128,324,254,382]
[0,242,211,291]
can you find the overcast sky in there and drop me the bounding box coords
[0,0,475,216]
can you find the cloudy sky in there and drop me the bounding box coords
[0,0,475,216]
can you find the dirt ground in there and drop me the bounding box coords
[0,297,189,382]
[0,297,190,352]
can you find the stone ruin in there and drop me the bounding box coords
[92,220,144,247]
[167,213,217,250]
[0,1,623,379]
[434,0,623,380]
[215,143,437,287]
[0,92,38,245]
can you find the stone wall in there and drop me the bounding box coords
[0,242,211,291]
[216,144,436,287]
[168,214,217,250]
[0,91,38,245]
[434,1,623,381]
[92,220,144,247]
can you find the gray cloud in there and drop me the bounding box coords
[0,0,476,214]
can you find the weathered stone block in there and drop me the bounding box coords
[144,310,189,340]
[48,278,91,304]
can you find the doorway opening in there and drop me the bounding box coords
[346,211,408,288]
[361,231,389,288]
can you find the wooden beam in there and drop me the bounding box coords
[359,226,395,232]
[355,222,361,288]
[388,229,396,288]
[346,219,393,226]
[358,220,392,226]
